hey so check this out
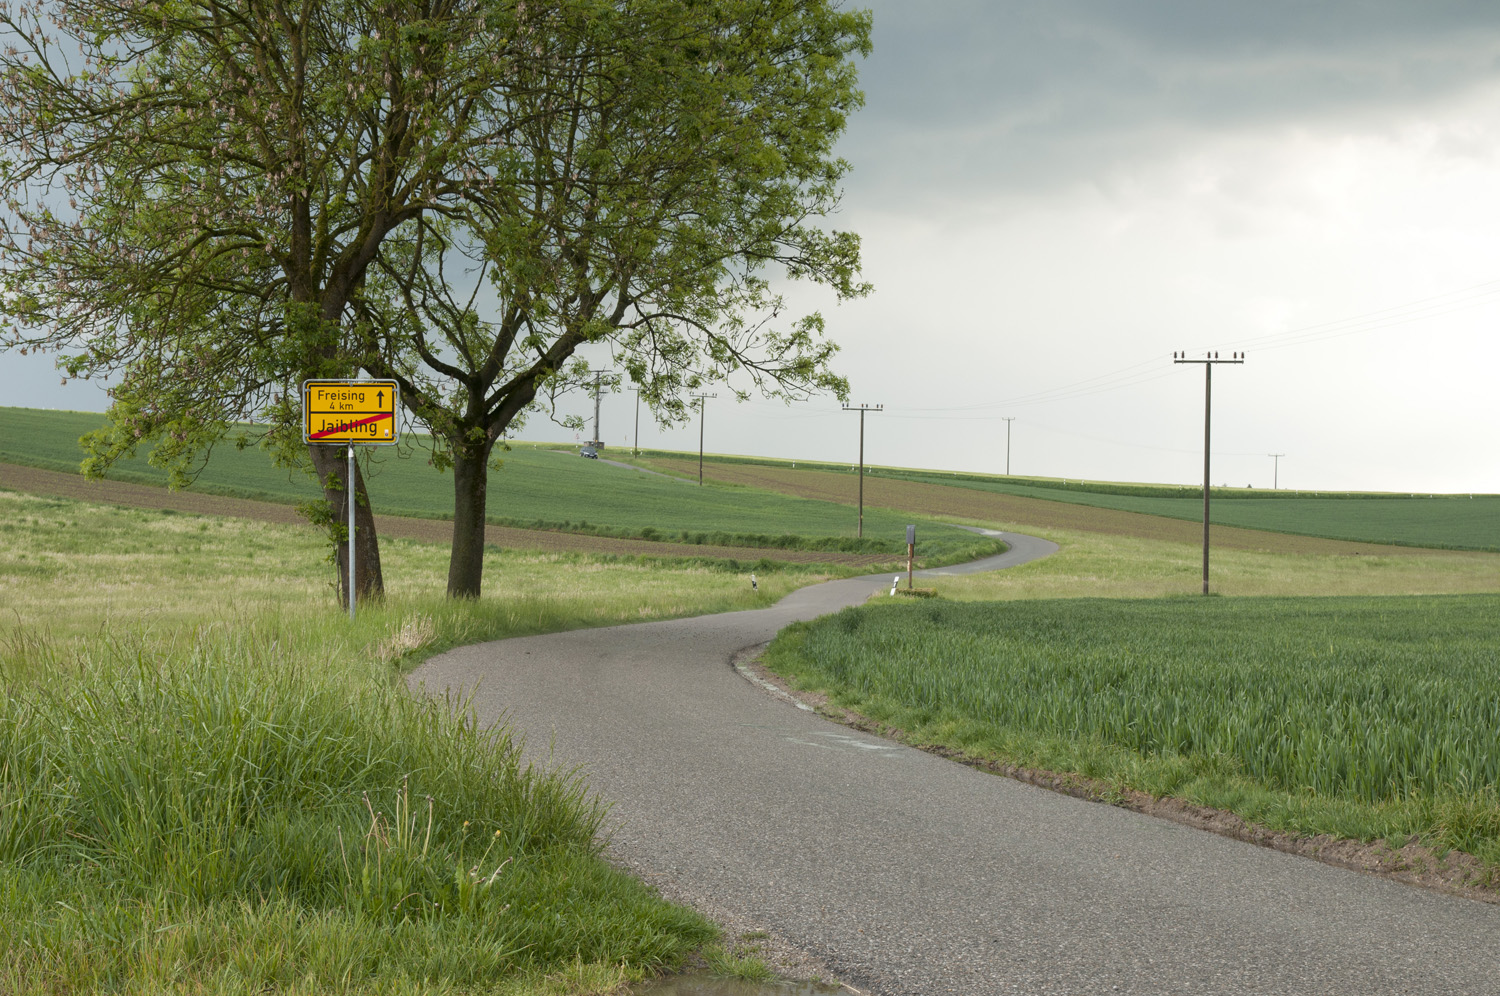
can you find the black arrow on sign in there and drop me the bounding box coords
[377,390,385,407]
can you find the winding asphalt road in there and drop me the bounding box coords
[409,531,1500,995]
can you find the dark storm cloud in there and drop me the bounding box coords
[840,0,1500,198]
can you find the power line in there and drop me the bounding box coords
[1215,278,1500,356]
[862,277,1500,418]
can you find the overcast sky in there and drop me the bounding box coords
[7,1,1500,493]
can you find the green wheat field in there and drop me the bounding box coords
[767,594,1500,864]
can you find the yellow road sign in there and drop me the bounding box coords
[302,379,400,444]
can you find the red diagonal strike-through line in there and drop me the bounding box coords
[308,412,393,440]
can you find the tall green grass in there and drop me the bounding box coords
[0,630,714,993]
[766,595,1500,863]
[0,493,810,994]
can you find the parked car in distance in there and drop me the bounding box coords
[580,446,599,459]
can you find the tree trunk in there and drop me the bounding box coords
[447,442,493,599]
[309,443,385,607]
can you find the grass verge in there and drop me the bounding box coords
[0,491,819,994]
[763,595,1500,873]
[928,524,1500,600]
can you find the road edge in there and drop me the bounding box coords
[732,645,1500,908]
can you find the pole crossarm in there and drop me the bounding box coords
[1173,351,1245,595]
[842,403,883,539]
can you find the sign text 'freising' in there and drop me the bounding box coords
[302,380,400,444]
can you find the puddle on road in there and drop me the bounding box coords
[633,975,842,995]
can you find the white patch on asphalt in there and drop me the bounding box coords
[787,731,907,757]
[739,724,909,758]
[732,658,816,712]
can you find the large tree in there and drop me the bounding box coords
[353,1,871,598]
[0,0,540,603]
[1,0,871,602]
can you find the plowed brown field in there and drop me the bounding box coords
[644,457,1459,557]
[0,463,893,567]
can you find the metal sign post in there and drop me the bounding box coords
[303,379,401,619]
[347,444,356,621]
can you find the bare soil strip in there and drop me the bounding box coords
[0,462,892,567]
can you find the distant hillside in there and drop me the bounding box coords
[0,407,992,560]
[627,449,1500,553]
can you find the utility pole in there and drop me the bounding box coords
[1002,417,1015,475]
[1269,453,1285,490]
[1173,351,1244,595]
[842,403,883,538]
[587,369,611,447]
[692,392,716,485]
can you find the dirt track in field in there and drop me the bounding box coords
[9,455,1465,564]
[0,462,893,567]
[645,457,1466,557]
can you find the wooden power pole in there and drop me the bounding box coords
[842,403,882,538]
[692,392,716,485]
[1173,351,1244,594]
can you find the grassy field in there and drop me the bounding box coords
[633,450,1500,552]
[0,490,812,995]
[0,407,989,561]
[641,455,1500,572]
[765,593,1500,868]
[899,475,1500,551]
[923,525,1500,601]
[12,405,1495,552]
[10,400,1500,960]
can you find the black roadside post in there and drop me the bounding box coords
[906,524,916,588]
